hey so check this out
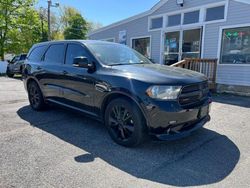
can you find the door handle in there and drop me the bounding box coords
[62,70,68,75]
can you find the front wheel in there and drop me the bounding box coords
[27,81,46,111]
[105,98,147,147]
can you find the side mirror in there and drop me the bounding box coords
[73,56,95,71]
[73,56,89,68]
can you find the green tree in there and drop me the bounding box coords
[64,13,88,39]
[0,0,43,60]
[87,21,103,33]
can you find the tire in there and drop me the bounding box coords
[27,81,46,111]
[6,68,14,78]
[105,98,147,147]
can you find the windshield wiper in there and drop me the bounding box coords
[109,62,148,66]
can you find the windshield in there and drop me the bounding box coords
[87,43,152,66]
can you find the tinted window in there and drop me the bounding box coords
[65,44,90,65]
[87,43,151,66]
[183,11,200,25]
[168,14,181,27]
[11,56,20,63]
[20,54,27,60]
[28,46,47,62]
[150,17,163,29]
[44,44,65,64]
[206,6,225,21]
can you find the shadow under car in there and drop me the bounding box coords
[17,105,240,187]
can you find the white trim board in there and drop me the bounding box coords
[100,38,115,42]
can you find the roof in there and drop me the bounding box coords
[88,0,169,36]
[33,40,118,47]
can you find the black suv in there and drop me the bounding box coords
[23,40,211,147]
[6,53,27,77]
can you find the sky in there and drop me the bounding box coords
[37,0,160,26]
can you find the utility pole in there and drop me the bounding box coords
[47,0,51,41]
[47,0,59,41]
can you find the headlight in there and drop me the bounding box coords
[146,86,182,100]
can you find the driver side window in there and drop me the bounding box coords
[11,56,20,63]
[65,44,90,65]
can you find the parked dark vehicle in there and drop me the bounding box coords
[6,53,27,77]
[22,40,211,147]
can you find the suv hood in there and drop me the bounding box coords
[110,64,207,85]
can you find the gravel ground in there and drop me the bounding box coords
[0,77,250,188]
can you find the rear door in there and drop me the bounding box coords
[14,54,27,72]
[60,42,96,113]
[40,43,66,100]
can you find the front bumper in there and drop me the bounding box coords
[151,115,210,141]
[142,98,211,140]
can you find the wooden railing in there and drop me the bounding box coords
[171,58,217,90]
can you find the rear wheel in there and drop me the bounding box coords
[105,98,147,147]
[27,81,46,111]
[6,68,14,78]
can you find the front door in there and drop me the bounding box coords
[164,28,202,65]
[60,43,95,113]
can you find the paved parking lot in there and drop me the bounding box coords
[0,77,250,188]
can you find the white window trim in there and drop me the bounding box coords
[148,14,165,31]
[148,0,228,32]
[166,13,182,28]
[182,10,201,26]
[204,2,228,25]
[160,25,205,65]
[100,38,115,42]
[217,23,250,67]
[130,35,152,58]
[156,1,229,64]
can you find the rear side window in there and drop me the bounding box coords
[44,44,65,64]
[65,44,90,65]
[28,46,47,62]
[20,54,27,60]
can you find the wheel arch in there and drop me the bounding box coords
[101,91,149,128]
[26,77,45,100]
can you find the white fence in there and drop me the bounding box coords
[0,61,7,73]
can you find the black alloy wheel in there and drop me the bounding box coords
[6,68,14,78]
[105,98,146,147]
[28,81,46,111]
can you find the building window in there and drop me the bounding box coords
[220,26,250,64]
[132,37,151,58]
[206,6,225,22]
[167,14,181,27]
[183,10,200,25]
[150,17,163,29]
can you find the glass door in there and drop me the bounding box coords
[163,28,202,65]
[182,28,202,59]
[164,31,180,65]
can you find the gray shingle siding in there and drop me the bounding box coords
[203,0,250,86]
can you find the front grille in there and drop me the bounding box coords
[179,81,209,107]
